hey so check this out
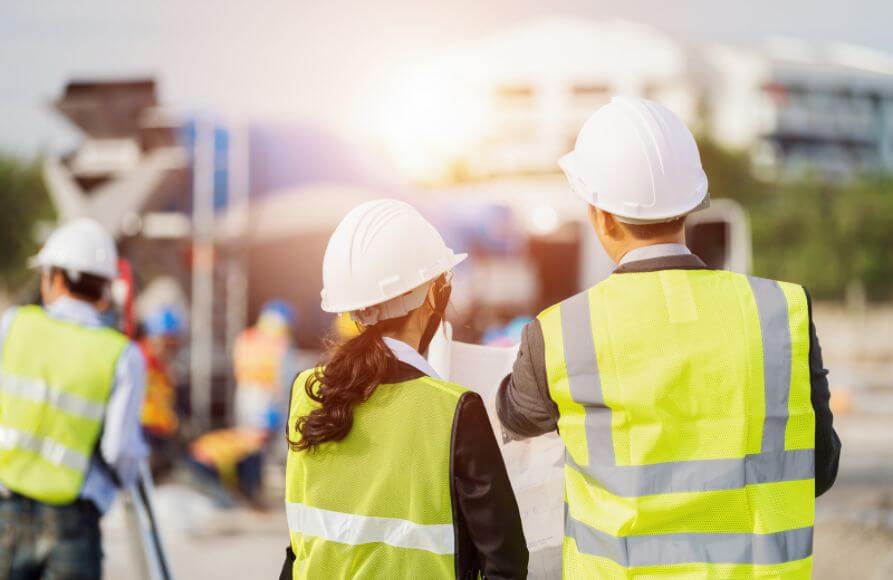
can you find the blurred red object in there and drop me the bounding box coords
[116,258,136,338]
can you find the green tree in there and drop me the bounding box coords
[0,155,55,291]
[749,175,893,301]
[696,137,767,207]
[698,136,893,301]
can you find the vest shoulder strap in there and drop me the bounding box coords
[14,304,129,350]
[414,376,468,401]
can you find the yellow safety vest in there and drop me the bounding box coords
[539,270,815,579]
[0,306,128,504]
[285,368,467,579]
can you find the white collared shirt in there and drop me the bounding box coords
[618,243,692,266]
[382,337,441,379]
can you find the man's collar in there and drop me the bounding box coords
[618,243,691,266]
[613,253,708,274]
[45,296,102,327]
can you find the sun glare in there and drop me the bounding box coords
[376,66,487,182]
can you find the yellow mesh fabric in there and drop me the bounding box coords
[289,532,453,580]
[0,306,126,504]
[2,306,125,404]
[565,465,814,535]
[285,369,465,578]
[778,282,815,451]
[539,271,816,577]
[591,270,766,465]
[538,303,590,466]
[563,537,813,580]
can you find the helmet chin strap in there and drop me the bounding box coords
[418,278,452,357]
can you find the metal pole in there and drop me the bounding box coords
[190,118,215,433]
[224,122,251,425]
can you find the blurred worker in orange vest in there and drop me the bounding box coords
[139,306,183,476]
[233,300,296,431]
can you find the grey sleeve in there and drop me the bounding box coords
[496,320,559,439]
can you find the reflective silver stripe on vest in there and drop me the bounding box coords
[566,447,814,496]
[0,373,105,422]
[0,426,90,472]
[560,291,613,466]
[748,277,792,453]
[286,501,455,555]
[566,506,813,566]
[559,277,813,497]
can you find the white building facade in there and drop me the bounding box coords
[384,16,893,182]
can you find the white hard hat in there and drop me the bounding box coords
[321,199,466,323]
[559,96,709,224]
[30,218,118,280]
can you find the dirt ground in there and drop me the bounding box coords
[813,412,893,580]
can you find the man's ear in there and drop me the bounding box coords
[601,210,618,238]
[424,283,437,311]
[588,205,617,238]
[587,204,600,234]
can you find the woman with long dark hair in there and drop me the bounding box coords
[280,200,528,579]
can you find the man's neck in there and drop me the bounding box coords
[44,293,97,308]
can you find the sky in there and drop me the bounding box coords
[2,0,892,157]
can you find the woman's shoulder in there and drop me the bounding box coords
[414,375,472,401]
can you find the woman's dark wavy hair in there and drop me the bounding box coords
[287,314,410,452]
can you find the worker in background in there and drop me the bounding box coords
[187,427,268,509]
[497,97,841,579]
[281,199,528,579]
[0,219,146,580]
[233,299,295,431]
[139,306,183,478]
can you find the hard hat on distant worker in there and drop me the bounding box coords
[260,299,295,326]
[145,307,184,338]
[257,299,295,337]
[30,218,118,280]
[559,96,709,224]
[321,199,466,325]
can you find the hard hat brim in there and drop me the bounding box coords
[321,251,467,314]
[559,150,711,224]
[28,252,118,280]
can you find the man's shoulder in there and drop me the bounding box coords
[536,287,591,321]
[0,305,21,327]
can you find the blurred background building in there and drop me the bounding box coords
[379,16,893,182]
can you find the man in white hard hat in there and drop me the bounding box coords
[497,97,841,578]
[0,218,147,579]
